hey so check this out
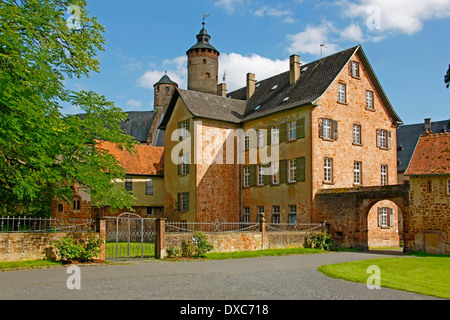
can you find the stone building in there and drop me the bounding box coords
[159,21,403,248]
[404,132,450,254]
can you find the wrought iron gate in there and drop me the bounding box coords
[105,213,156,260]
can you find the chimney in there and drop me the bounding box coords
[290,54,301,85]
[217,83,227,98]
[246,73,256,100]
[424,118,432,132]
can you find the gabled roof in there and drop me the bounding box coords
[397,119,450,172]
[97,141,164,176]
[404,132,450,176]
[160,45,402,129]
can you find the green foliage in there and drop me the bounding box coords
[0,0,137,215]
[179,232,214,258]
[53,233,102,262]
[304,232,333,251]
[445,65,450,89]
[166,246,181,259]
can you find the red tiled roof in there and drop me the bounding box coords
[97,141,164,176]
[404,132,450,175]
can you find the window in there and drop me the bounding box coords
[178,192,190,211]
[243,207,250,224]
[181,120,189,139]
[244,132,250,150]
[381,165,388,186]
[146,179,154,195]
[272,206,280,224]
[377,129,392,149]
[165,87,170,93]
[257,129,265,147]
[288,159,297,183]
[320,118,338,141]
[203,59,207,64]
[179,153,189,175]
[288,121,297,141]
[206,72,211,78]
[338,83,346,103]
[354,162,362,185]
[353,124,361,144]
[125,177,133,192]
[155,86,159,93]
[147,207,154,216]
[257,206,265,222]
[271,125,280,145]
[272,161,279,185]
[427,180,432,193]
[257,165,264,186]
[366,90,374,110]
[447,179,450,195]
[73,197,80,211]
[57,204,63,213]
[323,119,332,139]
[378,207,393,228]
[288,205,297,225]
[243,166,250,187]
[351,61,360,78]
[324,158,333,183]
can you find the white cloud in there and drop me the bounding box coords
[126,99,143,108]
[137,56,187,90]
[254,5,296,23]
[219,53,290,92]
[287,21,340,56]
[214,0,244,13]
[340,0,450,35]
[340,23,364,42]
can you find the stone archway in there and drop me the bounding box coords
[314,184,411,250]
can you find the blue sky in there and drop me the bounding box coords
[64,0,450,125]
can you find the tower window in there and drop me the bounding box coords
[203,59,207,64]
[206,72,211,78]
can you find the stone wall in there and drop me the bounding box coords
[0,232,97,262]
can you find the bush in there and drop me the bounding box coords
[166,246,181,258]
[179,232,214,258]
[304,232,333,251]
[53,234,102,262]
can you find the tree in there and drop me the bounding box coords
[445,65,450,89]
[0,0,137,215]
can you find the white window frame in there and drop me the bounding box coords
[288,205,297,225]
[381,165,388,186]
[288,121,297,141]
[324,158,333,183]
[257,206,265,222]
[257,165,264,186]
[366,90,374,109]
[447,179,450,195]
[380,207,389,227]
[181,153,189,175]
[354,162,361,185]
[244,132,250,150]
[243,207,250,224]
[146,179,154,195]
[272,161,279,185]
[338,83,346,103]
[271,125,280,145]
[181,120,189,139]
[353,124,361,144]
[323,119,332,139]
[378,129,388,149]
[272,206,280,224]
[181,193,189,211]
[288,159,297,183]
[243,166,250,187]
[257,129,265,147]
[351,61,360,78]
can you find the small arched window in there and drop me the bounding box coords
[73,197,80,211]
[57,204,63,212]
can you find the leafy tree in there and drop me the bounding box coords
[0,0,137,215]
[445,65,450,89]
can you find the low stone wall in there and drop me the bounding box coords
[165,231,307,254]
[0,232,96,262]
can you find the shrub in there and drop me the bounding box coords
[181,239,195,258]
[179,232,214,258]
[304,232,333,251]
[53,234,102,262]
[166,246,181,258]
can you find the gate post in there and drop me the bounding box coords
[156,218,166,259]
[259,213,266,250]
[96,218,106,262]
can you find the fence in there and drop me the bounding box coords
[0,216,96,233]
[165,221,260,233]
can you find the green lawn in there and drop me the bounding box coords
[0,260,63,270]
[318,254,450,299]
[205,247,327,260]
[105,242,155,259]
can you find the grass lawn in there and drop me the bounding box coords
[0,260,63,270]
[318,253,450,299]
[204,247,327,260]
[105,242,155,259]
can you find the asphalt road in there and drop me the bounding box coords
[0,251,442,301]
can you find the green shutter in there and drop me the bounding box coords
[267,126,271,146]
[177,193,181,211]
[279,160,287,184]
[279,123,287,143]
[249,165,256,187]
[296,157,305,182]
[297,118,305,139]
[264,162,271,185]
[186,192,190,211]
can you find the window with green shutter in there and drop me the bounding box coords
[279,160,287,184]
[296,157,305,182]
[297,118,305,139]
[279,123,287,143]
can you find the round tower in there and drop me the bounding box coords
[186,22,220,95]
[153,73,178,111]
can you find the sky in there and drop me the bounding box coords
[63,0,450,125]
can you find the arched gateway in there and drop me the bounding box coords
[314,184,411,251]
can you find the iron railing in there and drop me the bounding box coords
[266,223,323,232]
[0,216,96,233]
[165,221,260,233]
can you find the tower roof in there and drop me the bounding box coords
[154,74,178,86]
[187,22,219,54]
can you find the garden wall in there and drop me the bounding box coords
[0,232,98,262]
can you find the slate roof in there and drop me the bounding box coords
[160,45,402,129]
[397,119,450,172]
[97,141,164,176]
[404,132,450,175]
[154,74,178,86]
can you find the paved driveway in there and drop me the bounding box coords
[0,251,441,301]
